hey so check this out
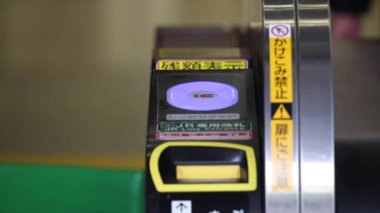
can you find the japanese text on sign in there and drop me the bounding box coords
[156,59,248,71]
[269,24,293,103]
[158,121,251,132]
[269,24,294,192]
[271,119,293,192]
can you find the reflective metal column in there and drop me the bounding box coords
[262,0,334,212]
[263,0,300,212]
[296,0,335,212]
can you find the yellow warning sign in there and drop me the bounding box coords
[271,119,293,192]
[269,24,294,192]
[269,25,293,103]
[273,104,291,120]
[156,59,248,71]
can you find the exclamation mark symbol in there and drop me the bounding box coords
[273,104,290,120]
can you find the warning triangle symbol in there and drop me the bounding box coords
[273,104,291,119]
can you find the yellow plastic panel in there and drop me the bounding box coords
[176,165,241,182]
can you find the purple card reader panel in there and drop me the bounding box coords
[166,81,239,111]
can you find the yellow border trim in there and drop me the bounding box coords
[149,141,257,192]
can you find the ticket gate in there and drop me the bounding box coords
[146,0,334,213]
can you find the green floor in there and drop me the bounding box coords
[0,164,144,213]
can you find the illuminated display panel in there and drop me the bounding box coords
[166,81,238,111]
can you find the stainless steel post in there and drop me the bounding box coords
[296,0,335,212]
[263,0,300,212]
[262,0,334,212]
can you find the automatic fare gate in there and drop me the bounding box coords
[146,0,334,212]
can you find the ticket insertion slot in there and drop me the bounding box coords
[149,142,257,192]
[176,165,241,182]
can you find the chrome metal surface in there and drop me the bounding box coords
[333,39,380,141]
[334,40,380,213]
[296,0,335,212]
[263,0,300,212]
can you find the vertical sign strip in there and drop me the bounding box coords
[269,24,293,104]
[269,24,294,192]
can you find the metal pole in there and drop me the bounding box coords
[296,0,335,212]
[262,0,300,212]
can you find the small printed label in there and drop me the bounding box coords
[157,131,252,140]
[156,59,248,70]
[166,113,240,121]
[158,121,251,132]
[172,200,191,213]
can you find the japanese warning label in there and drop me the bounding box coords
[158,121,251,132]
[269,24,293,103]
[157,131,252,140]
[157,121,252,140]
[269,24,294,192]
[156,59,248,71]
